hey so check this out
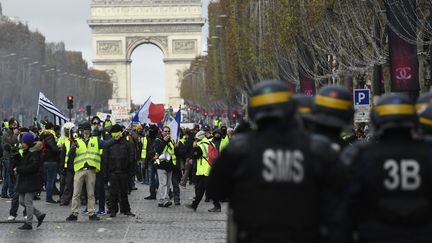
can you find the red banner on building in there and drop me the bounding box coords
[386,0,419,92]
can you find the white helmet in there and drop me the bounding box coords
[61,122,75,138]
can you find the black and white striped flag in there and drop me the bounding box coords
[38,92,68,125]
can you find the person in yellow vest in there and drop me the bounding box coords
[2,119,9,130]
[220,126,230,151]
[185,130,221,212]
[153,126,179,207]
[213,117,221,129]
[91,116,109,215]
[65,122,119,221]
[58,122,75,206]
[102,115,113,131]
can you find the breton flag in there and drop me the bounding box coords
[133,97,165,124]
[38,92,68,125]
[167,110,181,142]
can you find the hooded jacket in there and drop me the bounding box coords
[15,142,43,193]
[41,130,60,163]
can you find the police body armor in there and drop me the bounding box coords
[231,128,320,241]
[357,140,432,227]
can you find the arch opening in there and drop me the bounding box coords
[130,43,165,105]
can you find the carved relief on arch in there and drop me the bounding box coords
[97,41,122,55]
[126,36,168,57]
[172,39,196,54]
[106,69,119,97]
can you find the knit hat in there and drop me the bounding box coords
[110,124,123,133]
[195,130,206,140]
[21,132,35,146]
[81,122,91,131]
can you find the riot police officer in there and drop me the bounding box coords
[343,94,432,242]
[207,80,350,243]
[292,94,314,131]
[307,85,354,148]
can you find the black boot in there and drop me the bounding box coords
[18,223,32,230]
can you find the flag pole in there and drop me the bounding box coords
[36,92,41,120]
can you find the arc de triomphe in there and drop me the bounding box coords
[88,0,204,110]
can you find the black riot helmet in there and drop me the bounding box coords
[293,94,314,130]
[415,92,432,113]
[247,80,295,123]
[418,103,432,134]
[310,85,354,128]
[293,94,313,116]
[371,93,417,134]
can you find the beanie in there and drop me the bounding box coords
[21,132,35,146]
[81,122,91,131]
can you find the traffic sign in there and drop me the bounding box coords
[354,89,370,105]
[354,105,371,123]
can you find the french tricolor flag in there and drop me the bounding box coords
[133,97,165,124]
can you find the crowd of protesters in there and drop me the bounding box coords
[0,112,235,230]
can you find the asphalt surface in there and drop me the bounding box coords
[0,182,227,243]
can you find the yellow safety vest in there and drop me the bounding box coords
[104,120,112,128]
[57,136,66,147]
[141,136,148,159]
[160,138,176,166]
[64,139,71,168]
[213,119,221,128]
[196,140,211,176]
[220,136,230,151]
[45,129,58,142]
[73,137,101,172]
[3,121,9,129]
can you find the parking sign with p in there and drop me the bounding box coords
[354,89,370,106]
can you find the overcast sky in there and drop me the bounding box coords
[1,0,210,104]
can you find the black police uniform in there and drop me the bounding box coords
[343,94,432,243]
[208,122,349,243]
[344,131,432,242]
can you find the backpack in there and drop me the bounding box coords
[204,141,219,167]
[41,140,47,161]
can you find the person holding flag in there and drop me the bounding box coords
[153,126,179,208]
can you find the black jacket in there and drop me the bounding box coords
[102,137,135,177]
[41,131,60,163]
[15,142,43,193]
[207,123,349,242]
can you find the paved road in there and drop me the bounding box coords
[0,183,227,243]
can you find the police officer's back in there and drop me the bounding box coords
[343,94,432,242]
[207,80,349,243]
